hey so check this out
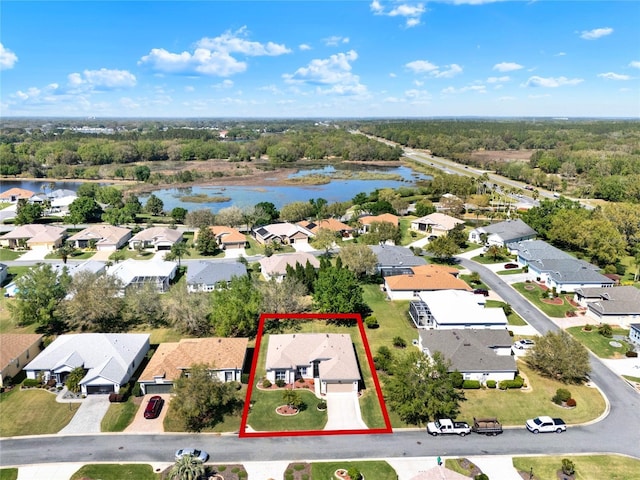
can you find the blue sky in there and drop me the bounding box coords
[1,1,639,118]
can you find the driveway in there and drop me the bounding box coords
[58,395,111,434]
[292,242,316,252]
[124,394,171,433]
[89,250,113,261]
[17,249,48,261]
[324,392,367,430]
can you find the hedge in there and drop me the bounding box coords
[462,380,481,389]
[499,375,524,390]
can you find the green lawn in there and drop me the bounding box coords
[311,461,397,480]
[512,282,577,318]
[0,388,80,436]
[44,251,94,261]
[0,469,18,480]
[512,455,640,480]
[470,254,510,265]
[109,249,156,261]
[359,384,387,429]
[70,464,159,480]
[567,326,631,358]
[459,273,489,291]
[457,362,605,426]
[496,268,524,275]
[246,388,327,431]
[399,216,425,246]
[484,300,527,326]
[101,397,138,432]
[163,397,242,433]
[0,249,21,261]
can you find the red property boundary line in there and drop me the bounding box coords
[239,312,393,438]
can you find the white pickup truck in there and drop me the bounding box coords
[427,418,471,436]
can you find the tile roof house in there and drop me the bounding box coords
[186,260,248,292]
[298,218,355,239]
[468,219,537,247]
[0,334,43,387]
[253,222,314,246]
[0,188,34,203]
[418,329,517,384]
[369,244,427,277]
[107,259,177,292]
[206,226,247,250]
[265,333,361,395]
[384,264,472,300]
[358,213,399,231]
[410,213,465,237]
[0,224,67,251]
[574,286,640,327]
[67,225,132,251]
[128,227,183,251]
[259,252,320,282]
[24,333,149,395]
[138,337,248,395]
[409,290,508,330]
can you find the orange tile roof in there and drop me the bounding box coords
[139,337,248,382]
[298,218,353,234]
[0,188,34,200]
[385,265,471,291]
[208,226,247,245]
[0,334,43,369]
[360,213,399,227]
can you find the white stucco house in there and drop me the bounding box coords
[468,219,536,247]
[574,286,640,327]
[107,259,177,293]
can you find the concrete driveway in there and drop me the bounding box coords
[58,395,111,434]
[324,392,367,430]
[124,394,171,433]
[17,249,48,261]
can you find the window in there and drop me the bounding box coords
[298,367,307,376]
[225,371,233,382]
[275,370,286,381]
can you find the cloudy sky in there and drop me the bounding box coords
[1,1,638,118]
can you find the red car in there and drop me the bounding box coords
[504,263,519,269]
[144,395,164,419]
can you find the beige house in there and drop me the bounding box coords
[0,334,43,387]
[253,222,314,246]
[0,224,67,251]
[410,212,465,237]
[138,337,248,395]
[67,225,132,251]
[0,188,34,203]
[258,252,320,282]
[128,227,183,251]
[207,226,247,250]
[358,213,399,233]
[298,218,355,240]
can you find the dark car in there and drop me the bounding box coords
[473,288,489,297]
[504,263,519,269]
[144,395,164,419]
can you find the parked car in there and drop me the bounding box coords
[427,418,471,436]
[513,339,535,350]
[144,395,164,419]
[504,263,519,269]
[526,416,566,434]
[473,288,489,297]
[175,448,209,462]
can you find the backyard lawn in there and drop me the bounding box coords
[512,455,640,480]
[567,326,631,358]
[70,464,159,480]
[311,461,397,480]
[0,388,80,436]
[246,388,326,431]
[512,282,577,317]
[457,362,605,426]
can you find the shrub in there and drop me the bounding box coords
[23,378,40,388]
[499,376,524,390]
[561,459,575,476]
[462,380,481,389]
[109,393,124,403]
[450,371,464,389]
[293,464,306,471]
[262,379,272,388]
[365,315,379,329]
[598,323,613,338]
[317,400,327,410]
[275,379,286,388]
[583,324,593,331]
[475,474,489,480]
[374,346,394,373]
[131,383,142,397]
[552,388,572,405]
[393,336,407,348]
[241,373,250,384]
[566,398,577,407]
[626,350,638,358]
[347,467,362,480]
[508,330,514,337]
[486,380,497,389]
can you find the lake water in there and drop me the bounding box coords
[0,164,430,212]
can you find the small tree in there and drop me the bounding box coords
[66,367,85,393]
[374,346,394,373]
[526,331,590,384]
[598,323,613,338]
[282,389,303,409]
[169,455,205,480]
[561,458,575,476]
[346,467,362,480]
[393,336,407,348]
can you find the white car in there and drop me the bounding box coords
[175,448,209,462]
[513,339,535,350]
[526,416,566,434]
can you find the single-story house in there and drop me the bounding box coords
[383,264,471,300]
[265,333,361,395]
[410,213,465,237]
[204,226,247,250]
[0,334,43,387]
[574,286,640,327]
[67,225,132,251]
[419,329,517,384]
[23,333,149,395]
[107,259,177,292]
[0,224,67,251]
[48,191,77,215]
[298,218,355,240]
[128,227,183,251]
[0,188,34,203]
[253,222,314,246]
[138,337,248,395]
[409,290,508,330]
[630,324,640,348]
[52,260,106,278]
[259,252,320,282]
[369,244,427,276]
[358,213,399,234]
[528,258,614,293]
[509,239,569,264]
[468,219,537,247]
[186,260,248,292]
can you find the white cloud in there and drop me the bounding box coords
[441,84,486,94]
[68,68,136,89]
[323,36,350,47]
[0,43,18,70]
[139,27,290,77]
[629,61,640,69]
[406,60,462,78]
[370,1,425,28]
[283,50,367,96]
[493,62,523,72]
[555,52,566,57]
[405,60,438,73]
[414,80,424,86]
[433,64,462,78]
[487,76,510,83]
[213,79,234,89]
[389,72,397,78]
[523,76,584,88]
[597,72,631,81]
[580,27,613,40]
[299,44,312,51]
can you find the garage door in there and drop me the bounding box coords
[326,382,353,393]
[86,385,115,394]
[145,383,173,394]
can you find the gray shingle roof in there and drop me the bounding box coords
[509,240,568,261]
[370,245,427,268]
[186,261,247,286]
[529,258,613,284]
[478,219,537,242]
[577,286,640,315]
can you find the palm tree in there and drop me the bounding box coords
[486,244,503,261]
[169,241,190,266]
[56,242,77,264]
[169,455,205,480]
